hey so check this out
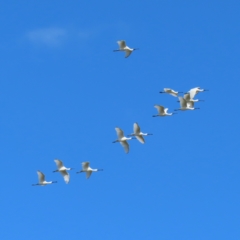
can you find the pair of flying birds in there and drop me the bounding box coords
[32,160,103,186]
[112,123,153,154]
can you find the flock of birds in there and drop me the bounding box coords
[32,40,208,186]
[32,160,103,186]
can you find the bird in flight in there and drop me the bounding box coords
[128,123,152,144]
[187,87,208,100]
[159,88,183,97]
[113,40,139,58]
[76,162,103,179]
[113,127,135,153]
[32,171,57,186]
[53,159,74,184]
[153,105,176,117]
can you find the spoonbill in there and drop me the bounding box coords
[188,87,208,99]
[159,88,183,97]
[113,127,135,153]
[53,159,74,184]
[32,171,57,186]
[175,97,200,111]
[76,162,103,179]
[113,40,139,58]
[153,105,176,117]
[128,123,152,144]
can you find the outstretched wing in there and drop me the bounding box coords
[189,88,198,99]
[133,123,140,134]
[86,171,92,179]
[120,141,129,153]
[154,105,165,115]
[60,170,70,184]
[54,159,63,169]
[115,127,124,139]
[37,171,45,183]
[136,135,145,144]
[163,88,171,92]
[82,162,90,171]
[164,88,177,97]
[179,97,187,108]
[184,93,191,101]
[117,40,126,49]
[125,50,132,58]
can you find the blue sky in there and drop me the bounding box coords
[0,1,240,239]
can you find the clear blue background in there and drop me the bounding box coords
[0,1,240,239]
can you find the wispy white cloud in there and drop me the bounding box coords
[27,28,67,47]
[25,24,123,48]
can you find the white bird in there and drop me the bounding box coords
[175,97,200,111]
[113,127,135,153]
[128,123,152,144]
[53,159,74,184]
[159,88,183,97]
[153,105,176,117]
[32,171,57,186]
[76,162,103,179]
[188,87,208,100]
[113,40,139,58]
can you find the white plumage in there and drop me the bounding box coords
[128,123,152,144]
[77,162,103,179]
[32,171,57,186]
[159,88,183,97]
[188,87,208,99]
[113,127,135,153]
[153,105,175,117]
[113,40,139,58]
[53,159,73,184]
[175,97,200,111]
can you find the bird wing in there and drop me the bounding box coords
[54,159,63,169]
[86,171,92,179]
[169,92,178,97]
[125,49,132,58]
[163,88,171,92]
[117,40,126,49]
[120,141,129,153]
[184,93,190,101]
[189,89,197,99]
[37,171,45,183]
[154,105,164,114]
[133,123,140,134]
[136,135,145,144]
[115,127,124,139]
[163,88,177,97]
[179,97,187,108]
[82,162,90,171]
[60,170,70,184]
